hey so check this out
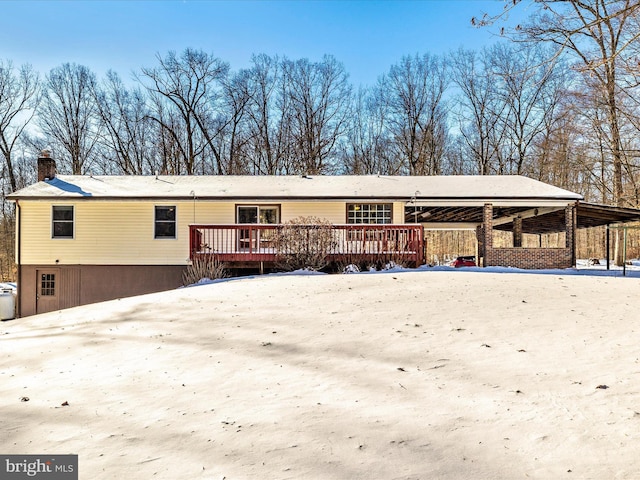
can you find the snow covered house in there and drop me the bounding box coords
[9,152,639,317]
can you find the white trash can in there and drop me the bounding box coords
[0,289,15,320]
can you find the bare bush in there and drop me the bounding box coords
[182,256,226,286]
[275,216,336,271]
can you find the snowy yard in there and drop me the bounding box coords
[1,266,640,479]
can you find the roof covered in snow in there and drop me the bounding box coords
[8,175,583,203]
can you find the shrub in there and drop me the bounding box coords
[182,256,227,286]
[275,216,336,271]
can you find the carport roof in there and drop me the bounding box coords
[411,202,640,234]
[575,202,640,228]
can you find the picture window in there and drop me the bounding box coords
[347,204,392,224]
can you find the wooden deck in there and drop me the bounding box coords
[189,224,424,267]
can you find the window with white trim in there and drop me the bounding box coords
[52,206,74,238]
[347,204,392,224]
[155,206,176,238]
[237,205,280,224]
[236,205,280,250]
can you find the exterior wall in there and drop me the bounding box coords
[19,264,185,317]
[282,201,405,224]
[20,200,204,266]
[20,199,409,266]
[481,203,576,269]
[17,198,410,316]
[393,203,404,223]
[488,248,572,269]
[280,202,347,223]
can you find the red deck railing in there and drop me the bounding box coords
[189,224,424,266]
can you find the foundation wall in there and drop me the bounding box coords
[19,264,185,317]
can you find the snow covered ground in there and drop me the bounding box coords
[1,266,640,479]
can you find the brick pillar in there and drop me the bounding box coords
[513,215,523,247]
[37,150,56,182]
[483,203,493,266]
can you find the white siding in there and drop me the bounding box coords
[21,200,198,265]
[19,199,410,265]
[281,202,346,223]
[393,202,404,223]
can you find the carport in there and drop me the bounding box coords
[406,200,640,269]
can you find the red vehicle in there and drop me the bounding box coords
[451,256,477,268]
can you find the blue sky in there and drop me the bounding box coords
[1,0,525,86]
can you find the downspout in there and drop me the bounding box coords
[15,199,21,318]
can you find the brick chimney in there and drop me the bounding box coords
[37,149,56,182]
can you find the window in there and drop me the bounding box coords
[155,206,176,238]
[238,206,257,224]
[41,273,55,296]
[347,204,392,224]
[237,205,280,224]
[236,205,280,251]
[52,206,74,238]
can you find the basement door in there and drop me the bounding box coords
[36,269,60,314]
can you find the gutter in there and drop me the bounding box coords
[6,194,584,202]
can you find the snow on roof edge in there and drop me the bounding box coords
[7,174,584,201]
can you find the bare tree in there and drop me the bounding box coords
[478,0,640,264]
[490,43,569,175]
[341,86,393,174]
[451,47,510,175]
[211,68,253,174]
[145,90,182,174]
[380,53,449,175]
[244,54,295,175]
[530,91,595,196]
[443,135,476,175]
[139,49,229,174]
[37,63,99,174]
[283,55,352,175]
[0,60,39,191]
[93,70,155,174]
